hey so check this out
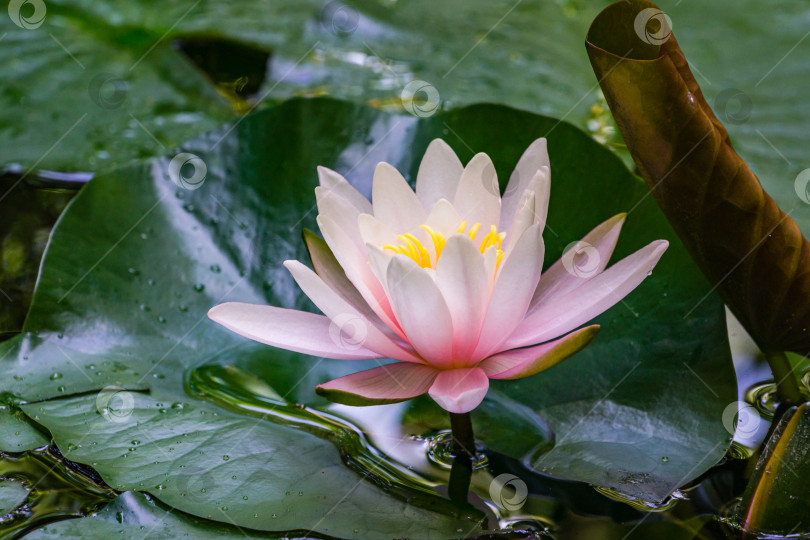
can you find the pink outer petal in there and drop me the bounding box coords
[284,260,423,364]
[505,239,669,349]
[529,213,627,311]
[208,303,383,360]
[472,224,544,361]
[316,362,439,406]
[479,325,600,380]
[415,139,464,210]
[428,367,490,414]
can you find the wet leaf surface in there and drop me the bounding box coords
[0,99,735,537]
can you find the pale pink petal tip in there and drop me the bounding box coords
[428,367,490,413]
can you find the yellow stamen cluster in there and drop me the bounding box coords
[384,221,506,269]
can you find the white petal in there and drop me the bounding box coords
[473,224,545,360]
[317,166,372,214]
[387,255,454,368]
[435,235,489,364]
[316,186,363,249]
[303,229,381,326]
[503,189,535,256]
[317,214,401,334]
[366,244,393,298]
[208,303,383,360]
[453,153,501,229]
[505,239,669,348]
[372,162,426,234]
[424,198,463,237]
[357,213,398,248]
[529,213,627,311]
[415,139,464,209]
[500,138,550,230]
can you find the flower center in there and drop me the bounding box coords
[384,222,505,269]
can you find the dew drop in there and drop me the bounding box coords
[193,283,205,293]
[50,372,63,380]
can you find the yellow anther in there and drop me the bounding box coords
[397,234,419,261]
[403,233,430,267]
[384,220,506,270]
[467,222,481,241]
[383,244,406,256]
[420,225,446,261]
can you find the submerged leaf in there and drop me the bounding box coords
[586,0,810,355]
[737,402,810,535]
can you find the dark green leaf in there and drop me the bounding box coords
[2,99,734,524]
[23,492,288,539]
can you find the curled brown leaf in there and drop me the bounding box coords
[585,0,810,354]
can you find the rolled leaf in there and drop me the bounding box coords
[586,0,810,355]
[737,403,810,535]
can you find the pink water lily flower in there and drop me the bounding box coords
[209,138,668,414]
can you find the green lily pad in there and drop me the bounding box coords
[1,99,734,535]
[0,406,48,453]
[23,491,293,539]
[0,480,28,516]
[21,384,479,538]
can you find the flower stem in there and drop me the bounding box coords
[450,412,475,460]
[448,412,474,506]
[765,351,804,407]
